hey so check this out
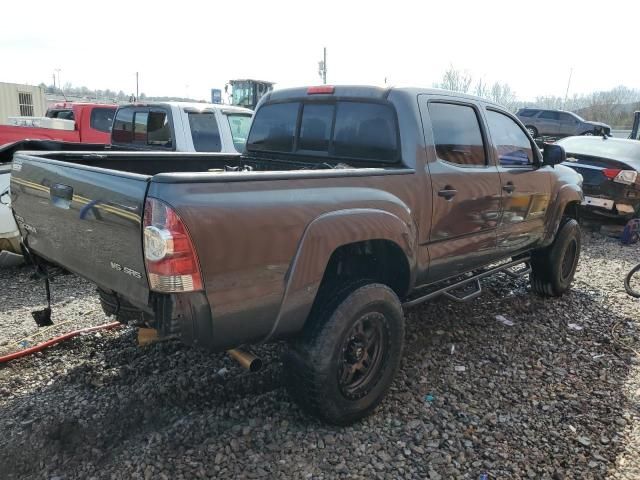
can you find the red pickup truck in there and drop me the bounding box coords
[0,102,116,146]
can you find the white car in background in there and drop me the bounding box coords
[0,163,22,266]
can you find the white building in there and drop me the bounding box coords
[0,82,47,124]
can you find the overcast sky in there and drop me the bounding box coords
[1,0,637,102]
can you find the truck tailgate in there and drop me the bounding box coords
[10,153,151,305]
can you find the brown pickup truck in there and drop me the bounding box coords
[10,86,583,424]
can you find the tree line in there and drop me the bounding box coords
[434,66,640,128]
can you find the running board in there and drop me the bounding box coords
[403,257,531,308]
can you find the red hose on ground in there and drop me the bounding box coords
[0,322,121,364]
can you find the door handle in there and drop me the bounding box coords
[438,187,457,200]
[503,182,516,194]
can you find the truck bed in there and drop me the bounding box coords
[10,150,413,328]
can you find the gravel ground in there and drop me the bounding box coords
[1,230,640,479]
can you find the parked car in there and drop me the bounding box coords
[10,86,583,424]
[557,136,640,219]
[517,108,611,139]
[0,162,20,265]
[0,102,116,146]
[110,102,253,153]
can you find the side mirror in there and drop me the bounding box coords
[542,143,566,168]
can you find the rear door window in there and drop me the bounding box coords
[90,107,115,133]
[486,110,534,166]
[518,110,539,117]
[539,111,560,120]
[188,112,221,152]
[428,102,486,166]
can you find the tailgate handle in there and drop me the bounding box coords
[50,183,73,209]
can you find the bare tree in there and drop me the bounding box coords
[435,65,473,93]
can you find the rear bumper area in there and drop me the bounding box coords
[581,195,640,219]
[99,288,224,351]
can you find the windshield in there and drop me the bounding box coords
[226,113,252,152]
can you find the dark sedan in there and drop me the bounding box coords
[557,136,640,219]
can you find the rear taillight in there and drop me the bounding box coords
[143,197,203,292]
[603,168,637,185]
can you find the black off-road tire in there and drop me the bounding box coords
[530,217,581,296]
[284,282,405,425]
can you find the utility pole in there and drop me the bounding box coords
[52,73,56,89]
[55,69,61,92]
[318,47,327,84]
[563,67,573,108]
[136,72,139,100]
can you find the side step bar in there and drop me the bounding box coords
[403,257,531,308]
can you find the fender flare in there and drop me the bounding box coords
[262,208,417,341]
[541,183,583,246]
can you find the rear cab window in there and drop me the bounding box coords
[246,99,400,164]
[112,108,173,149]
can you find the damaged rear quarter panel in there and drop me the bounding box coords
[147,171,419,350]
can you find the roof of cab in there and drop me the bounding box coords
[118,101,253,115]
[262,85,502,108]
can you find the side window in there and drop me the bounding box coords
[486,110,534,167]
[519,110,538,118]
[147,111,172,147]
[112,108,134,143]
[539,111,560,120]
[90,108,115,133]
[559,113,576,124]
[298,104,334,152]
[428,102,486,166]
[188,112,221,152]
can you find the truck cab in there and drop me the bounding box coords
[0,103,116,146]
[110,102,253,153]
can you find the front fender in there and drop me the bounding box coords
[263,208,417,341]
[541,182,583,247]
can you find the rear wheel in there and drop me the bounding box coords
[284,282,405,425]
[526,125,538,138]
[530,217,581,296]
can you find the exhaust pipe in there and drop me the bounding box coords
[227,348,262,372]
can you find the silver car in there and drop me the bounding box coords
[516,108,611,139]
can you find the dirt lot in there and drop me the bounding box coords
[1,231,640,479]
